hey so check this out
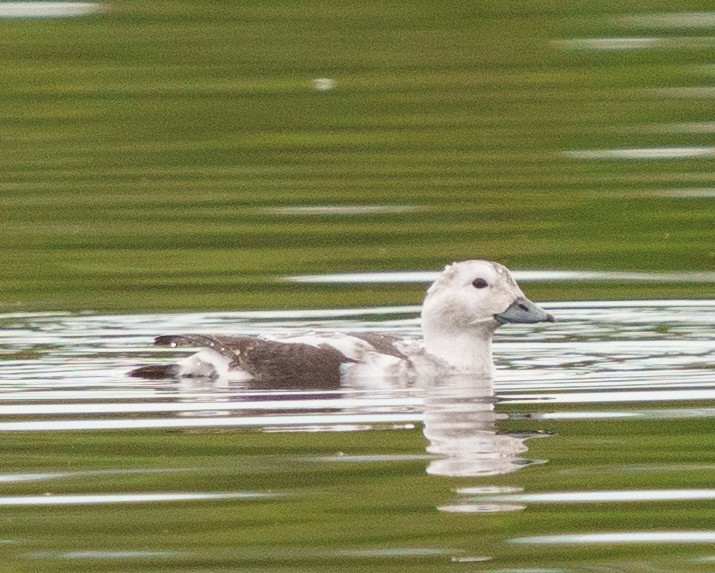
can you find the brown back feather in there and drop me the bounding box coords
[153,334,348,389]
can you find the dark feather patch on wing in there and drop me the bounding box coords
[347,332,407,359]
[155,334,351,389]
[234,338,349,389]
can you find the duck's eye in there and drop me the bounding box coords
[472,278,489,289]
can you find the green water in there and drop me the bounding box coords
[1,0,713,311]
[0,416,713,573]
[0,301,712,572]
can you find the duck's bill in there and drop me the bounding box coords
[494,297,555,325]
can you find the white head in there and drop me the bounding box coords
[421,260,553,376]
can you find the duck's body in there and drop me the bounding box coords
[132,331,421,389]
[129,260,554,386]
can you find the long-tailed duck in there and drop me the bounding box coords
[128,260,554,387]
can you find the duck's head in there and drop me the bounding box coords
[421,260,554,372]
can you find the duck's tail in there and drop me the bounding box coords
[127,364,179,379]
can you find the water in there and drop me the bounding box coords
[0,1,713,571]
[0,300,713,571]
[2,2,714,313]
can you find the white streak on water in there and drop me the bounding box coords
[535,409,715,420]
[557,37,660,50]
[658,188,715,198]
[564,146,715,159]
[505,390,715,404]
[0,2,101,18]
[26,550,186,559]
[479,489,715,503]
[0,468,188,483]
[265,205,421,216]
[0,397,422,415]
[0,473,63,483]
[0,413,423,432]
[0,491,279,506]
[511,531,715,544]
[557,37,715,50]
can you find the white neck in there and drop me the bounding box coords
[422,326,496,379]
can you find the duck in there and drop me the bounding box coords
[128,260,554,387]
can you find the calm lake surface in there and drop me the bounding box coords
[0,299,713,572]
[1,1,714,311]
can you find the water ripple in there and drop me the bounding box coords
[511,531,715,545]
[0,491,282,506]
[0,300,712,434]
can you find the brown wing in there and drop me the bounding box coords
[235,338,350,389]
[145,334,350,389]
[347,332,408,359]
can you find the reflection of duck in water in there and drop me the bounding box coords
[423,380,534,477]
[129,260,554,387]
